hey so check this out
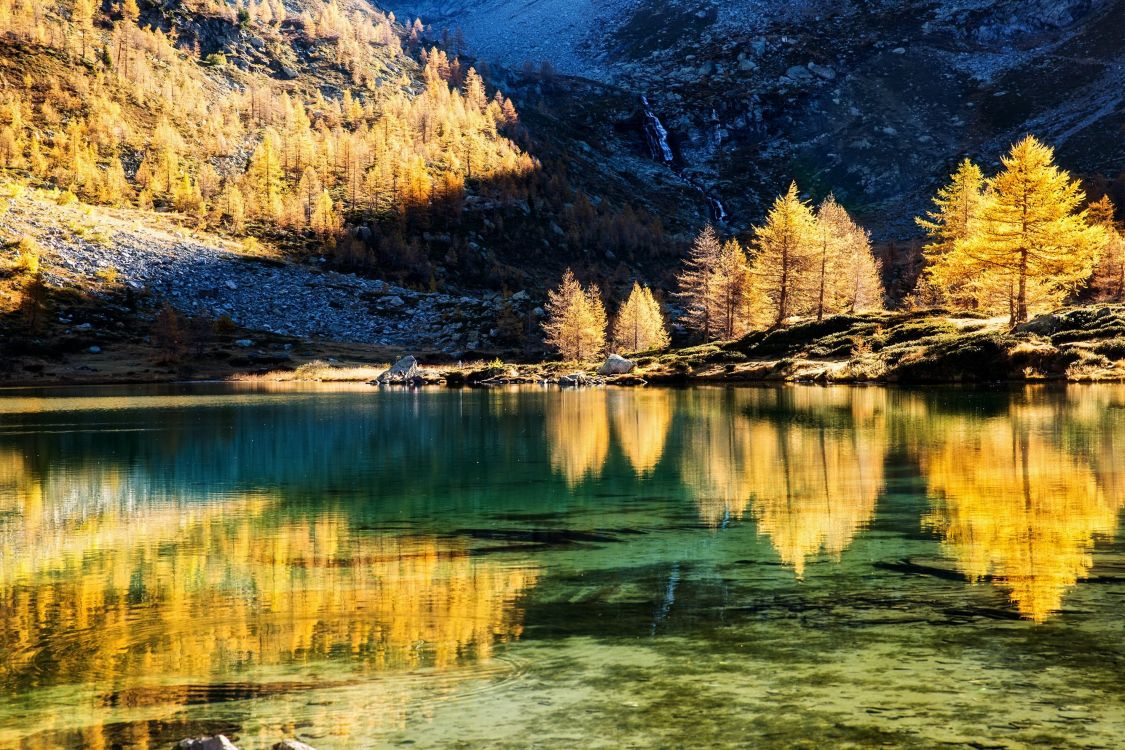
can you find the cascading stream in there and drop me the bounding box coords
[640,96,728,224]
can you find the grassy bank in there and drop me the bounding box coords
[4,301,1125,387]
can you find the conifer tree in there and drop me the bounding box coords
[947,136,1105,325]
[917,158,984,307]
[246,127,284,219]
[749,182,817,327]
[812,195,847,321]
[543,269,607,361]
[1088,195,1124,301]
[676,225,722,340]
[711,239,753,340]
[613,282,670,354]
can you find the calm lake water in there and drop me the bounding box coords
[1,383,1123,749]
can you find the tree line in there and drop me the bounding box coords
[543,134,1122,361]
[542,181,884,359]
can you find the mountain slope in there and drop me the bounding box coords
[391,0,1125,236]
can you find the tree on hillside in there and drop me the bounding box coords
[1088,195,1124,301]
[916,158,984,308]
[246,127,285,219]
[749,182,817,327]
[543,269,607,361]
[613,282,670,354]
[676,225,723,340]
[814,197,884,315]
[811,195,847,321]
[711,238,754,340]
[945,136,1105,325]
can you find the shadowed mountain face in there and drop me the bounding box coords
[387,0,1125,237]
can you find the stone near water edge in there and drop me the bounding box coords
[597,354,636,376]
[176,736,239,750]
[272,741,318,750]
[376,355,421,384]
[234,339,254,348]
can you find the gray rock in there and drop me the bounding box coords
[376,355,421,384]
[892,46,906,54]
[234,339,254,348]
[383,295,404,308]
[807,62,835,80]
[75,322,93,332]
[785,65,814,82]
[597,354,636,376]
[176,737,239,750]
[272,741,317,750]
[279,65,299,79]
[88,345,101,354]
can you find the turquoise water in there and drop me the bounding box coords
[0,383,1123,748]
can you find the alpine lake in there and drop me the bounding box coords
[1,383,1123,749]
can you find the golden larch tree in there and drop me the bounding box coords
[749,182,817,327]
[916,158,984,308]
[1088,195,1124,301]
[612,282,670,354]
[676,225,723,340]
[711,238,754,340]
[948,136,1106,325]
[543,268,607,361]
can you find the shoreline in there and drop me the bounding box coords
[4,306,1125,390]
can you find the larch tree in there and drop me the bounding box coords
[613,282,670,354]
[246,127,285,219]
[1088,195,1124,301]
[676,224,723,340]
[711,238,754,340]
[543,269,607,361]
[749,182,817,327]
[812,195,848,321]
[815,197,884,314]
[916,158,984,308]
[952,136,1106,325]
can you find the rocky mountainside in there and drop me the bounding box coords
[390,0,1125,237]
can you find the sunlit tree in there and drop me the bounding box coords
[612,281,669,354]
[749,182,817,327]
[936,136,1106,324]
[543,268,607,361]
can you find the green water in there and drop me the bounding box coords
[1,383,1123,749]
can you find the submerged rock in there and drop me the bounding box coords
[376,355,421,384]
[176,737,239,750]
[597,354,636,375]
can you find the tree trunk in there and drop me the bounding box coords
[1015,248,1028,325]
[776,244,789,328]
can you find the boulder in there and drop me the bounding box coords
[807,62,836,80]
[376,355,421,384]
[272,741,318,750]
[597,354,636,376]
[176,736,239,750]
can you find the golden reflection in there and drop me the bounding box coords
[678,392,757,527]
[0,481,538,740]
[610,390,672,476]
[920,410,1120,622]
[546,389,610,485]
[745,389,885,577]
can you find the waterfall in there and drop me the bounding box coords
[641,95,674,163]
[640,96,728,224]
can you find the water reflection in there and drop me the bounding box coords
[0,471,538,745]
[741,389,885,578]
[1,384,1124,748]
[917,393,1124,622]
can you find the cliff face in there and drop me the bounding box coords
[389,0,1125,236]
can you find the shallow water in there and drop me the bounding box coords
[0,383,1123,749]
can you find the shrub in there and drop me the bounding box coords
[15,238,41,275]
